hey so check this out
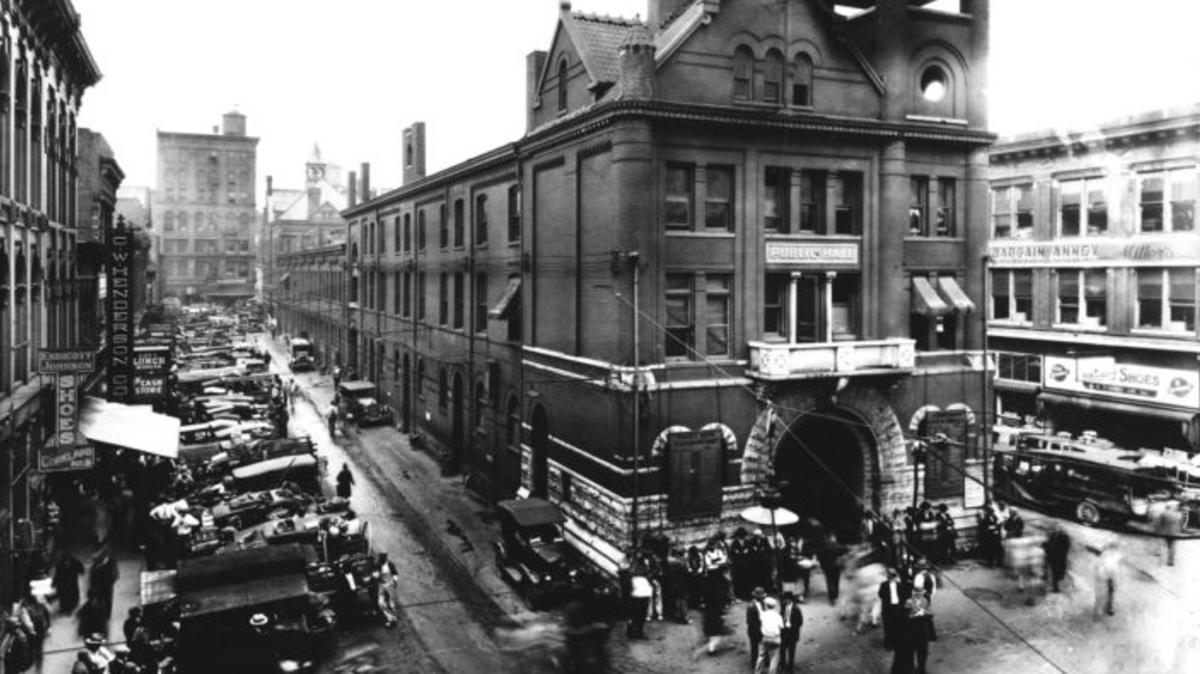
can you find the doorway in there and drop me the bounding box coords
[530,405,549,497]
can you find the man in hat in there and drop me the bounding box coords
[81,633,115,671]
[911,559,937,606]
[756,595,783,674]
[746,586,767,668]
[878,567,910,651]
[779,590,804,673]
[935,504,957,563]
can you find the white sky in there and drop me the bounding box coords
[72,0,1200,197]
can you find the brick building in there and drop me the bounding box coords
[989,105,1200,454]
[153,111,258,304]
[342,0,993,571]
[0,0,101,605]
[275,242,348,371]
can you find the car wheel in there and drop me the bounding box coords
[1075,501,1101,526]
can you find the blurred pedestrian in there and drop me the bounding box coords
[685,545,705,610]
[746,586,767,667]
[336,463,355,499]
[878,567,909,651]
[327,405,339,437]
[1153,500,1184,567]
[626,562,652,639]
[692,571,728,658]
[87,546,118,620]
[53,552,84,614]
[935,504,957,563]
[1093,541,1121,618]
[906,587,937,674]
[977,504,1003,567]
[779,590,804,673]
[816,530,845,605]
[756,595,783,674]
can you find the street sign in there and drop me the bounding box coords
[38,349,96,374]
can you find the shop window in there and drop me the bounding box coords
[793,53,813,106]
[1136,268,1196,332]
[475,193,489,246]
[763,274,789,340]
[763,167,788,233]
[1058,177,1106,236]
[997,353,1042,383]
[1056,269,1106,327]
[705,166,734,232]
[665,163,693,230]
[763,49,784,104]
[1138,167,1197,233]
[992,184,1034,239]
[732,46,754,100]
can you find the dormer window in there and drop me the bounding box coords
[763,50,784,104]
[793,53,813,106]
[557,59,568,112]
[733,46,754,100]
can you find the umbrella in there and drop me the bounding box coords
[740,505,799,527]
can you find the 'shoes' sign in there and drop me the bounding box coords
[107,218,136,401]
[39,372,95,472]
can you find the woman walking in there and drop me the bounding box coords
[336,463,355,499]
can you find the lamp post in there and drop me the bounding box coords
[911,439,927,508]
[760,485,783,592]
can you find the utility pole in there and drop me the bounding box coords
[629,250,641,552]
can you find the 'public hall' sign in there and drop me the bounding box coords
[765,241,860,268]
[106,217,136,401]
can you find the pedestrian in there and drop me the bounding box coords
[779,590,804,673]
[87,546,119,620]
[327,405,339,438]
[1002,507,1025,540]
[664,547,691,623]
[336,463,355,499]
[692,570,728,659]
[730,527,750,599]
[911,559,936,605]
[906,587,937,674]
[626,561,652,639]
[3,615,33,674]
[977,503,1003,567]
[746,585,767,668]
[878,567,910,651]
[375,552,399,627]
[79,633,115,673]
[685,545,705,610]
[1153,500,1184,567]
[1042,523,1071,592]
[53,552,84,614]
[1093,541,1121,618]
[756,595,783,674]
[123,606,142,644]
[935,504,957,563]
[816,530,845,605]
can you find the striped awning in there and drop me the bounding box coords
[912,276,950,316]
[938,276,975,313]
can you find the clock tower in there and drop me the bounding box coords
[305,142,326,186]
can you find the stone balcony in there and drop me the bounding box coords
[746,338,916,381]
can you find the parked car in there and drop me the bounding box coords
[336,381,395,427]
[289,338,316,372]
[493,498,589,610]
[209,488,315,531]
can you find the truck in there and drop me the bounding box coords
[288,338,316,372]
[336,381,395,427]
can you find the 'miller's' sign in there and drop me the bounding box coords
[106,217,136,401]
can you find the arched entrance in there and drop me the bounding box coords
[530,405,549,497]
[773,408,876,544]
[451,372,465,473]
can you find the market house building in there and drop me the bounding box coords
[989,104,1200,454]
[343,0,993,571]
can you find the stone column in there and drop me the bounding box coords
[878,140,908,338]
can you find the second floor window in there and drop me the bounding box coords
[453,272,464,329]
[705,167,734,231]
[992,269,1032,322]
[475,194,489,246]
[1058,177,1106,236]
[733,46,753,100]
[439,273,448,325]
[763,167,787,232]
[832,173,860,235]
[453,199,465,247]
[665,164,693,230]
[665,272,733,360]
[910,177,956,236]
[665,274,694,358]
[1139,168,1197,233]
[474,273,488,333]
[764,274,789,340]
[405,213,414,252]
[507,185,521,242]
[763,50,784,104]
[1056,269,1107,326]
[438,204,448,248]
[992,184,1034,239]
[1136,268,1196,332]
[793,53,813,106]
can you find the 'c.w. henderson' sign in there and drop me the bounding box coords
[106,217,136,401]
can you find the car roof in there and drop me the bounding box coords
[497,497,565,527]
[338,380,376,392]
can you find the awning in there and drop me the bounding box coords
[79,396,181,459]
[938,276,976,313]
[912,276,950,316]
[1038,392,1197,424]
[488,276,522,319]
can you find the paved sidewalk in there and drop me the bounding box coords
[262,333,1200,674]
[37,549,143,673]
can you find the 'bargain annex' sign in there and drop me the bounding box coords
[1043,355,1200,409]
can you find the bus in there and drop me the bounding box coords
[993,439,1200,531]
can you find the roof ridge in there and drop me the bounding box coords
[570,10,642,27]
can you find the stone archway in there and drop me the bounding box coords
[741,383,908,542]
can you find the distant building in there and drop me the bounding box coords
[262,144,348,294]
[153,111,258,304]
[116,185,160,307]
[342,0,994,569]
[275,242,347,371]
[989,104,1200,454]
[75,129,125,348]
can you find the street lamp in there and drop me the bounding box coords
[911,439,927,508]
[760,485,783,592]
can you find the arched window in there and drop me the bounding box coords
[474,194,488,246]
[733,46,754,100]
[920,65,948,103]
[506,395,521,447]
[405,143,414,167]
[557,59,569,112]
[793,53,814,106]
[438,368,448,409]
[763,49,784,104]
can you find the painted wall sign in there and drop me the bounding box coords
[106,218,136,401]
[39,372,94,472]
[1043,355,1200,409]
[134,345,171,373]
[765,241,860,267]
[38,349,96,374]
[990,237,1200,267]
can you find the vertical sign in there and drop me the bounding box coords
[667,429,725,520]
[37,351,97,472]
[924,410,967,499]
[107,216,136,401]
[132,344,172,403]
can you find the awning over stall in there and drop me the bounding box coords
[912,276,950,316]
[488,277,522,319]
[79,396,181,459]
[937,276,976,313]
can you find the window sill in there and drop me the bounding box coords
[1136,229,1193,236]
[904,235,964,241]
[507,239,521,248]
[1130,327,1196,338]
[992,231,1035,241]
[990,319,1034,328]
[1051,322,1107,333]
[666,230,735,239]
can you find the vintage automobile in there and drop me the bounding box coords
[288,338,316,372]
[337,381,395,427]
[209,488,315,531]
[493,498,588,610]
[231,454,322,495]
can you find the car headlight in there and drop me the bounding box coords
[1130,498,1149,516]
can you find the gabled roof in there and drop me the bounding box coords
[560,10,643,87]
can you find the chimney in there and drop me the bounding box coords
[221,110,246,136]
[402,122,426,186]
[526,50,548,132]
[647,0,691,29]
[307,187,321,218]
[360,162,371,202]
[348,171,358,209]
[618,26,656,101]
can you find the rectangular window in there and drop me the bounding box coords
[991,270,1011,320]
[1057,271,1079,324]
[705,166,734,231]
[1169,268,1196,331]
[475,194,489,246]
[405,213,414,252]
[402,271,411,317]
[453,272,464,329]
[1058,177,1106,236]
[764,274,789,340]
[1013,270,1033,320]
[1084,270,1107,326]
[393,272,402,314]
[831,274,859,338]
[439,273,448,325]
[417,273,427,320]
[764,167,788,233]
[705,275,731,356]
[799,171,823,233]
[992,185,1034,238]
[665,273,693,358]
[935,178,956,236]
[1139,168,1197,233]
[909,176,929,236]
[475,273,488,333]
[418,213,426,250]
[453,199,464,247]
[507,185,521,242]
[665,164,693,230]
[833,172,860,235]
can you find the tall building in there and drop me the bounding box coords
[75,129,124,350]
[0,0,102,606]
[342,0,992,570]
[153,111,258,304]
[989,105,1200,454]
